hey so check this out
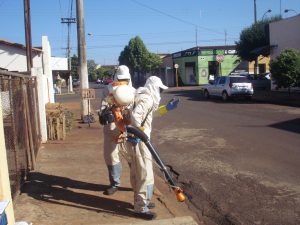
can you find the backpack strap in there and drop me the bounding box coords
[141,104,154,128]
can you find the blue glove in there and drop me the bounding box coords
[127,136,141,144]
[166,98,179,111]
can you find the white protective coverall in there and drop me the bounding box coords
[129,76,168,213]
[101,65,135,189]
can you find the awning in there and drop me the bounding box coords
[250,45,277,55]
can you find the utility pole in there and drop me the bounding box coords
[224,29,227,46]
[61,17,76,92]
[195,26,198,47]
[254,0,257,23]
[280,0,282,17]
[23,0,33,73]
[76,0,89,118]
[254,0,259,75]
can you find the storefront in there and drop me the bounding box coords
[172,45,240,85]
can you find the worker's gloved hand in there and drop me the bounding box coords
[127,136,141,144]
[166,98,179,111]
[158,98,179,115]
[138,126,145,132]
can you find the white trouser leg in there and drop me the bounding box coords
[130,142,154,213]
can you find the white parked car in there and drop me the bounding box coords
[202,75,254,101]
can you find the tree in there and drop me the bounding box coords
[118,36,162,86]
[71,54,79,79]
[71,55,102,81]
[95,66,114,79]
[87,59,98,81]
[270,49,300,91]
[236,16,281,61]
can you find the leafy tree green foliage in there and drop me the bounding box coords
[87,59,98,81]
[95,66,114,79]
[270,49,300,89]
[118,36,162,75]
[71,55,108,81]
[236,16,281,61]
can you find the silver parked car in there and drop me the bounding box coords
[202,75,254,101]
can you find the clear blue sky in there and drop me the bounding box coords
[0,0,299,65]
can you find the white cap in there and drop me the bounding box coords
[115,65,131,80]
[146,76,168,89]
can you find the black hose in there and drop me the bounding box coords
[126,125,176,187]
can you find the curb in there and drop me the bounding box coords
[109,216,198,225]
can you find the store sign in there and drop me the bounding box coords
[183,50,198,57]
[215,49,225,55]
[225,49,236,54]
[172,52,182,58]
[200,50,214,55]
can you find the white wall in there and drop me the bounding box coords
[0,43,42,72]
[42,36,55,104]
[270,15,300,59]
[51,57,68,70]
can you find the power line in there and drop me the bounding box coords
[130,0,223,35]
[52,37,237,50]
[87,30,193,38]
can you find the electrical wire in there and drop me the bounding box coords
[130,0,223,35]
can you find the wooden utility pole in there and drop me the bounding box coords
[254,0,259,75]
[24,0,33,73]
[76,0,89,118]
[61,17,76,92]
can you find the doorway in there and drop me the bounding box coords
[208,61,220,77]
[185,62,196,85]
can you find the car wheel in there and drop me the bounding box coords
[204,90,210,99]
[222,91,228,101]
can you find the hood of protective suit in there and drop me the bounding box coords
[114,65,132,87]
[135,76,168,110]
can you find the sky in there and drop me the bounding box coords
[0,0,299,65]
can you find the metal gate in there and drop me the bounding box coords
[0,70,41,198]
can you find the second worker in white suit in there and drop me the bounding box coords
[128,76,170,220]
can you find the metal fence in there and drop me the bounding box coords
[0,70,41,199]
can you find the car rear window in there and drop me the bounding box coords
[230,77,249,83]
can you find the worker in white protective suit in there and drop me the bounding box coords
[128,76,178,220]
[100,65,135,195]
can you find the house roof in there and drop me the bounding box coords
[186,45,236,51]
[0,39,43,52]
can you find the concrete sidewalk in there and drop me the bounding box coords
[13,101,200,225]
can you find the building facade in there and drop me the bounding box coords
[172,45,240,85]
[269,14,300,59]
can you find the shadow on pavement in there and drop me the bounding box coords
[167,88,204,102]
[21,172,135,217]
[269,118,300,134]
[167,88,259,104]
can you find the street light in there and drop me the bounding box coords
[262,9,272,20]
[284,9,298,15]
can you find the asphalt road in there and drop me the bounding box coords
[59,84,300,225]
[152,86,300,225]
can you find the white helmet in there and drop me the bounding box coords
[113,85,135,106]
[115,65,131,81]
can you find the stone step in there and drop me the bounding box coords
[108,216,198,225]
